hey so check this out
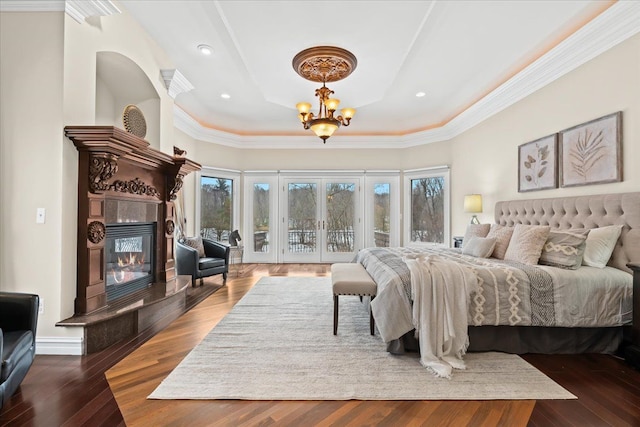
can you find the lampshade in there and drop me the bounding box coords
[324,98,340,111]
[464,194,483,213]
[310,118,340,140]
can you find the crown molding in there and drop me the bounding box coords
[0,1,121,23]
[175,1,640,150]
[0,1,64,12]
[65,1,120,24]
[160,69,195,99]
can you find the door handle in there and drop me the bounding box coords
[323,220,325,230]
[318,220,321,230]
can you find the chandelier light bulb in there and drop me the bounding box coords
[324,98,340,111]
[341,108,355,119]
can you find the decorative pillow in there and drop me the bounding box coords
[462,237,496,258]
[485,224,514,259]
[504,224,551,265]
[538,229,589,270]
[183,236,205,257]
[582,225,623,268]
[462,223,490,248]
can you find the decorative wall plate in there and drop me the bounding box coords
[122,104,147,138]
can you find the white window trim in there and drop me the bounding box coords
[195,167,241,242]
[403,166,450,247]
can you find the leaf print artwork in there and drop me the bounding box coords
[568,129,606,181]
[523,143,549,186]
[518,134,557,192]
[559,111,621,188]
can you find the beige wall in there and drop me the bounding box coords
[450,32,640,237]
[1,9,176,348]
[1,12,69,338]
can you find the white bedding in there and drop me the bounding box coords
[541,265,633,326]
[357,246,633,345]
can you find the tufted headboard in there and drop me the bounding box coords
[495,192,640,274]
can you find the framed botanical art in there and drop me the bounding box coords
[518,134,558,192]
[559,111,622,188]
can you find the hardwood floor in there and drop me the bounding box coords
[2,264,640,426]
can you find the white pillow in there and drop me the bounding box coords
[462,223,490,248]
[504,224,550,265]
[582,225,623,268]
[462,237,496,258]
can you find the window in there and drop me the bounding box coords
[197,168,240,243]
[243,173,278,263]
[404,167,450,246]
[364,172,400,248]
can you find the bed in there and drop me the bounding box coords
[356,192,640,364]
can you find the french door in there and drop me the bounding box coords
[281,177,362,263]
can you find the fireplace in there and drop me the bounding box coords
[64,126,201,315]
[60,126,201,353]
[105,223,155,301]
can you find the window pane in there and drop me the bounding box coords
[411,177,445,244]
[253,183,270,253]
[201,176,233,242]
[373,183,390,247]
[288,183,317,253]
[326,183,355,253]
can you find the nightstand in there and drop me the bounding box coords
[626,263,640,370]
[453,236,463,248]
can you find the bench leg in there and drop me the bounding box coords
[333,295,338,335]
[370,295,375,335]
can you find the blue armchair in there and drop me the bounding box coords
[176,238,230,287]
[1,292,39,409]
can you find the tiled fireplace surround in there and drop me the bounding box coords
[58,127,200,353]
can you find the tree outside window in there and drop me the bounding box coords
[201,177,233,242]
[411,177,445,244]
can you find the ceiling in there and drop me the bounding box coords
[119,0,613,140]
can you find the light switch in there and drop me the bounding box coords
[36,208,46,224]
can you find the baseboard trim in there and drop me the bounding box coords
[36,336,84,355]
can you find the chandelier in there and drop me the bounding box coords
[292,46,357,143]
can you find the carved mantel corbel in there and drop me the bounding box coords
[89,153,119,193]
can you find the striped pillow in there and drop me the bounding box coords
[538,229,589,269]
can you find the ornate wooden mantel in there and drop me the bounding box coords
[65,126,200,315]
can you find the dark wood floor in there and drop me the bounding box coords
[2,264,640,426]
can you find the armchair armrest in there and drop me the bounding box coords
[175,241,199,277]
[0,292,39,337]
[203,239,231,264]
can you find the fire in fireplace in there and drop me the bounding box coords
[105,223,155,301]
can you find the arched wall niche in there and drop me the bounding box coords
[95,51,161,147]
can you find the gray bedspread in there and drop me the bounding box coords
[355,246,632,343]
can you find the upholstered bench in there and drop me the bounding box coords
[331,263,377,335]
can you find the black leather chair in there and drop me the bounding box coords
[0,292,39,409]
[176,238,230,287]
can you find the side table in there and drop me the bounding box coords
[229,245,244,277]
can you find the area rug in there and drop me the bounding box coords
[149,277,576,401]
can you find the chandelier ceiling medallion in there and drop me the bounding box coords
[293,46,357,143]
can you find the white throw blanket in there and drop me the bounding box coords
[405,254,478,379]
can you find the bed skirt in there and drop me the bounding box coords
[387,326,624,355]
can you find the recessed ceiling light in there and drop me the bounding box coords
[415,92,426,97]
[197,44,213,55]
[220,93,231,99]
